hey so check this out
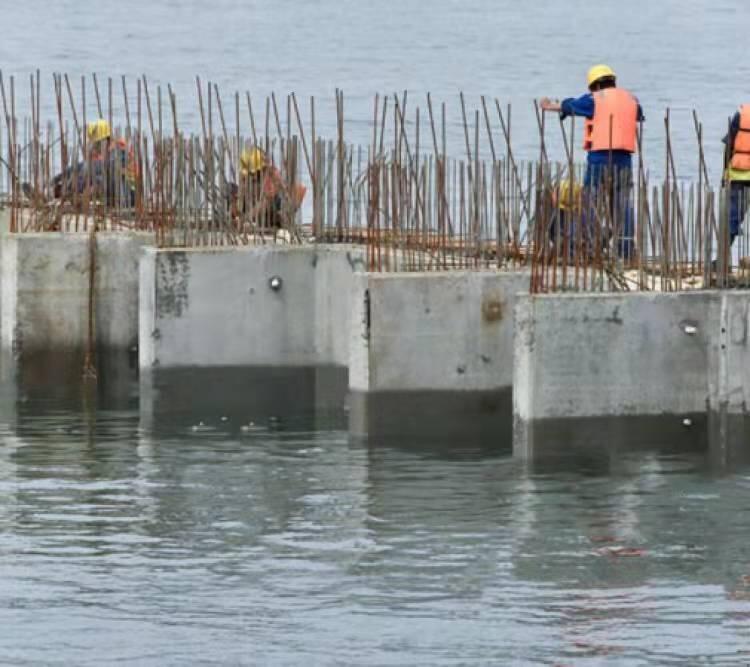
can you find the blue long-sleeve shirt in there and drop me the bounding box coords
[560,92,644,169]
[722,112,740,146]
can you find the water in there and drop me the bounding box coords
[0,374,748,665]
[2,0,749,179]
[3,3,750,663]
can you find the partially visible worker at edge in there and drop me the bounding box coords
[48,119,138,207]
[540,64,644,259]
[233,146,306,230]
[550,178,582,248]
[722,105,750,248]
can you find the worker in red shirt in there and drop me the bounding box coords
[235,147,305,230]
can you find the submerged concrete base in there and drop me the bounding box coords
[1,231,154,393]
[348,388,512,446]
[139,365,349,434]
[707,409,750,472]
[346,270,527,443]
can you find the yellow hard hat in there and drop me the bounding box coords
[240,147,266,176]
[556,179,582,212]
[87,118,111,144]
[587,64,616,88]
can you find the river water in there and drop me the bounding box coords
[3,2,750,664]
[1,380,750,665]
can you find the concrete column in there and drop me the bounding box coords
[513,291,723,458]
[347,270,529,442]
[707,291,750,470]
[1,231,153,399]
[349,270,530,393]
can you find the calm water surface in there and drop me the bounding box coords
[0,379,749,665]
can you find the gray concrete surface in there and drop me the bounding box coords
[349,270,530,393]
[139,244,364,369]
[0,208,10,234]
[1,231,154,393]
[513,290,750,458]
[2,231,153,353]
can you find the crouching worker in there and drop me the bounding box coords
[232,147,306,232]
[47,119,138,208]
[549,178,583,256]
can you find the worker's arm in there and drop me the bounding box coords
[559,94,594,120]
[722,112,740,146]
[541,94,595,119]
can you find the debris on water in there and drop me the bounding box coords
[682,418,692,427]
[268,416,282,430]
[571,641,623,656]
[595,546,646,558]
[221,416,228,422]
[683,324,698,335]
[191,421,211,433]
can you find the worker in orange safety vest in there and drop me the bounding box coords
[540,65,644,258]
[722,105,750,247]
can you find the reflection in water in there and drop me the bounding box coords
[0,372,748,664]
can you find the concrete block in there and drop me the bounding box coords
[139,244,364,369]
[2,231,153,355]
[314,246,366,367]
[349,270,530,393]
[0,231,153,398]
[513,290,750,458]
[710,291,750,413]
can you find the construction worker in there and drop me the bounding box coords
[540,65,644,258]
[722,105,750,247]
[549,178,583,250]
[84,119,138,207]
[233,146,306,231]
[48,119,138,207]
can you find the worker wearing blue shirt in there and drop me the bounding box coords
[540,65,643,259]
[722,107,750,247]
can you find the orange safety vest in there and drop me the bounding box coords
[730,105,750,171]
[583,88,638,153]
[261,167,306,207]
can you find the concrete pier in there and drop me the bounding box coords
[348,270,529,441]
[1,231,154,397]
[139,244,365,369]
[513,290,750,458]
[1,219,747,455]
